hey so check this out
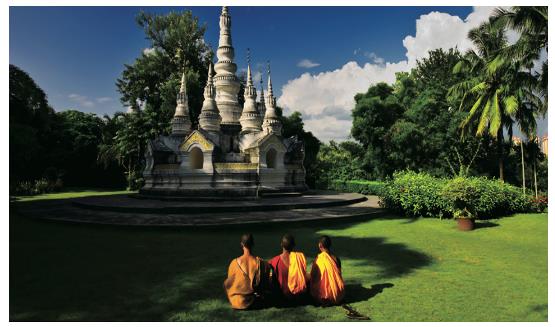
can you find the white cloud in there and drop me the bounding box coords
[278,7,498,142]
[297,59,321,69]
[364,52,385,65]
[403,7,496,67]
[279,61,408,142]
[68,93,95,108]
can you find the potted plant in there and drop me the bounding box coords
[442,177,478,231]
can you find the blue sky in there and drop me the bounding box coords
[9,6,471,112]
[9,6,546,141]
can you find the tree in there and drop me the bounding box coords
[491,6,548,104]
[351,83,404,179]
[313,141,366,188]
[448,21,540,181]
[116,10,212,132]
[105,10,214,188]
[278,110,321,188]
[9,64,56,183]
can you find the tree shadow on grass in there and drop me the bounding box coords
[474,221,499,229]
[344,283,394,304]
[10,213,432,321]
[329,235,433,278]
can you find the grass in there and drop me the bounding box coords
[12,188,134,202]
[9,190,547,322]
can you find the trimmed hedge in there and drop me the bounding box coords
[379,171,537,219]
[329,180,385,195]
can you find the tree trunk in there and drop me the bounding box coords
[497,129,504,182]
[521,141,525,194]
[128,156,132,190]
[534,160,538,199]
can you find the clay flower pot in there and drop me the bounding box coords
[457,218,475,231]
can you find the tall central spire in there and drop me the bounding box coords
[213,6,241,126]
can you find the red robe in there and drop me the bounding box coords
[268,252,308,298]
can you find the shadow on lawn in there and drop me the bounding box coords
[474,221,499,229]
[10,213,431,321]
[345,283,394,304]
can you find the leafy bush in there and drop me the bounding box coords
[379,171,537,219]
[12,178,63,196]
[442,177,479,219]
[329,180,385,195]
[379,171,449,218]
[530,195,548,213]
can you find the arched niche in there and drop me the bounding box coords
[190,147,204,169]
[266,148,277,169]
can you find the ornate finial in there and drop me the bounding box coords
[179,71,187,94]
[246,48,253,86]
[222,6,228,15]
[208,62,214,81]
[267,61,273,95]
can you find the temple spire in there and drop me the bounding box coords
[171,70,192,136]
[257,74,266,121]
[262,61,282,136]
[199,63,222,132]
[214,6,241,127]
[266,61,276,108]
[240,49,262,133]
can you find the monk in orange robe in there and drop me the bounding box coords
[268,234,309,301]
[223,234,274,309]
[310,235,345,305]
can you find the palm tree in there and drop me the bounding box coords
[449,21,540,181]
[490,6,548,108]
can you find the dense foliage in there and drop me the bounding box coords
[278,110,321,188]
[379,171,536,219]
[10,65,126,194]
[327,180,384,196]
[312,141,366,189]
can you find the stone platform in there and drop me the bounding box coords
[13,192,384,227]
[72,191,368,213]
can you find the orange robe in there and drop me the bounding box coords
[268,252,308,298]
[310,252,345,305]
[288,252,308,295]
[223,257,262,309]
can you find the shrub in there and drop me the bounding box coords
[379,171,449,218]
[530,195,548,213]
[379,171,537,219]
[13,181,37,196]
[442,177,479,219]
[11,178,63,196]
[329,180,385,195]
[468,177,532,218]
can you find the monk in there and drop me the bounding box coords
[310,235,345,305]
[268,234,309,301]
[223,234,274,309]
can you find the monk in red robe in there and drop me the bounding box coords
[268,234,309,302]
[223,234,274,309]
[310,235,345,305]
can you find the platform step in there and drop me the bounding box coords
[259,192,302,198]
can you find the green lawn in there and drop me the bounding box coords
[10,191,547,321]
[11,188,134,202]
